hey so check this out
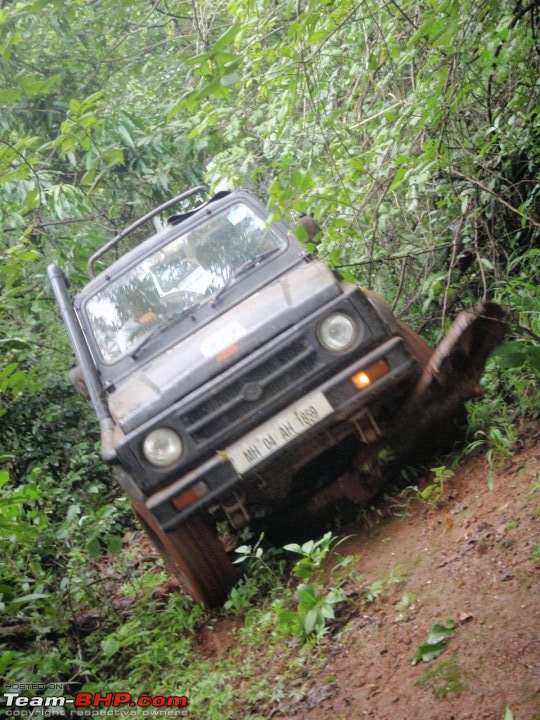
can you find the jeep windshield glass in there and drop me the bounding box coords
[85,203,286,363]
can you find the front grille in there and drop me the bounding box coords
[180,336,320,442]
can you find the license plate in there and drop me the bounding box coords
[225,390,333,474]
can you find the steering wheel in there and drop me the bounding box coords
[161,290,206,307]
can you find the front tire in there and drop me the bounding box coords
[131,500,238,607]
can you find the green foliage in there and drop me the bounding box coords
[396,464,454,512]
[273,583,346,640]
[228,531,349,640]
[364,579,385,603]
[225,533,284,611]
[417,465,454,506]
[463,247,540,446]
[395,592,417,613]
[416,655,469,698]
[364,566,404,603]
[90,586,204,688]
[191,0,539,333]
[0,0,215,694]
[466,425,517,489]
[412,620,456,665]
[284,531,343,580]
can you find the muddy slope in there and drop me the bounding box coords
[273,433,539,720]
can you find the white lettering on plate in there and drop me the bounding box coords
[226,390,333,474]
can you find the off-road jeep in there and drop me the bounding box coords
[48,186,504,606]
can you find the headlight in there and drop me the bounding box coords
[317,312,357,352]
[142,428,183,467]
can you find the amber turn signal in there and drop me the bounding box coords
[351,359,390,390]
[172,481,209,510]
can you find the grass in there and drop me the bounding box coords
[416,655,470,698]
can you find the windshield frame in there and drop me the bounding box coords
[77,191,292,369]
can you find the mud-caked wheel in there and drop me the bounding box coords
[131,500,239,607]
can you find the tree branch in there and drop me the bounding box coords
[448,170,540,228]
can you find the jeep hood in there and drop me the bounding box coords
[108,262,340,434]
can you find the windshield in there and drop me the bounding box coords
[85,203,286,363]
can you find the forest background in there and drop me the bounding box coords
[0,0,538,717]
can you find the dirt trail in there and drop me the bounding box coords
[271,430,539,720]
[196,428,539,719]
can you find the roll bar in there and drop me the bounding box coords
[87,185,209,278]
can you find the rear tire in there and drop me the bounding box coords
[131,500,238,607]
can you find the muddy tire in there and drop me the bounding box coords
[131,500,238,607]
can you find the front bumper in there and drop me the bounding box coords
[146,335,416,531]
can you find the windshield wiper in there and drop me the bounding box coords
[130,302,201,359]
[210,248,280,307]
[129,248,279,356]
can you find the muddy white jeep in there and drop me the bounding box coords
[48,186,505,605]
